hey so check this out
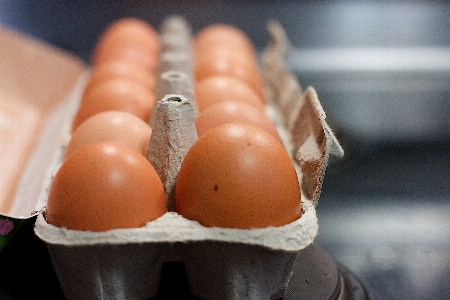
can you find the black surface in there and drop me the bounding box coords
[0,219,64,299]
[152,262,198,299]
[338,264,378,300]
[284,244,340,299]
[285,244,377,300]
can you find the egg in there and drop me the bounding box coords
[194,48,266,102]
[194,75,264,112]
[176,123,302,229]
[84,61,156,93]
[195,101,281,142]
[194,24,255,59]
[91,18,160,67]
[64,111,152,160]
[46,141,167,231]
[93,46,160,74]
[72,78,155,130]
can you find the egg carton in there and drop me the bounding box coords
[33,16,343,300]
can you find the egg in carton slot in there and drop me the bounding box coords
[34,16,343,300]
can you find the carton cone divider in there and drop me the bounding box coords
[146,94,198,212]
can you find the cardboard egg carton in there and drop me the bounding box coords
[33,16,342,299]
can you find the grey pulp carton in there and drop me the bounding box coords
[33,16,343,300]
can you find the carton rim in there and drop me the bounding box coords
[34,198,317,252]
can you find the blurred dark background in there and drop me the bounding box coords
[0,1,449,299]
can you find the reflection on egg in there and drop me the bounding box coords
[194,49,266,101]
[195,101,281,142]
[91,18,160,67]
[194,75,264,112]
[64,111,152,160]
[93,46,159,74]
[176,123,302,229]
[72,78,155,130]
[194,24,255,59]
[47,141,167,232]
[85,61,156,93]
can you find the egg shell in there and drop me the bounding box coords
[47,141,167,232]
[93,46,160,74]
[195,100,282,141]
[194,47,266,101]
[72,78,156,130]
[194,75,265,112]
[176,122,301,229]
[64,110,152,159]
[34,17,343,300]
[194,23,256,59]
[84,61,157,93]
[91,17,160,66]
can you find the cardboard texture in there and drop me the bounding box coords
[153,15,197,120]
[262,20,344,205]
[0,16,343,299]
[147,95,198,211]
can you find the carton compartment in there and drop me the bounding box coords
[33,16,343,300]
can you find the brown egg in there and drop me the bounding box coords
[176,123,302,229]
[64,111,152,160]
[194,48,266,101]
[72,78,155,130]
[194,24,255,59]
[93,46,159,74]
[47,141,167,232]
[91,17,160,67]
[194,75,265,112]
[195,101,281,142]
[85,61,157,94]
